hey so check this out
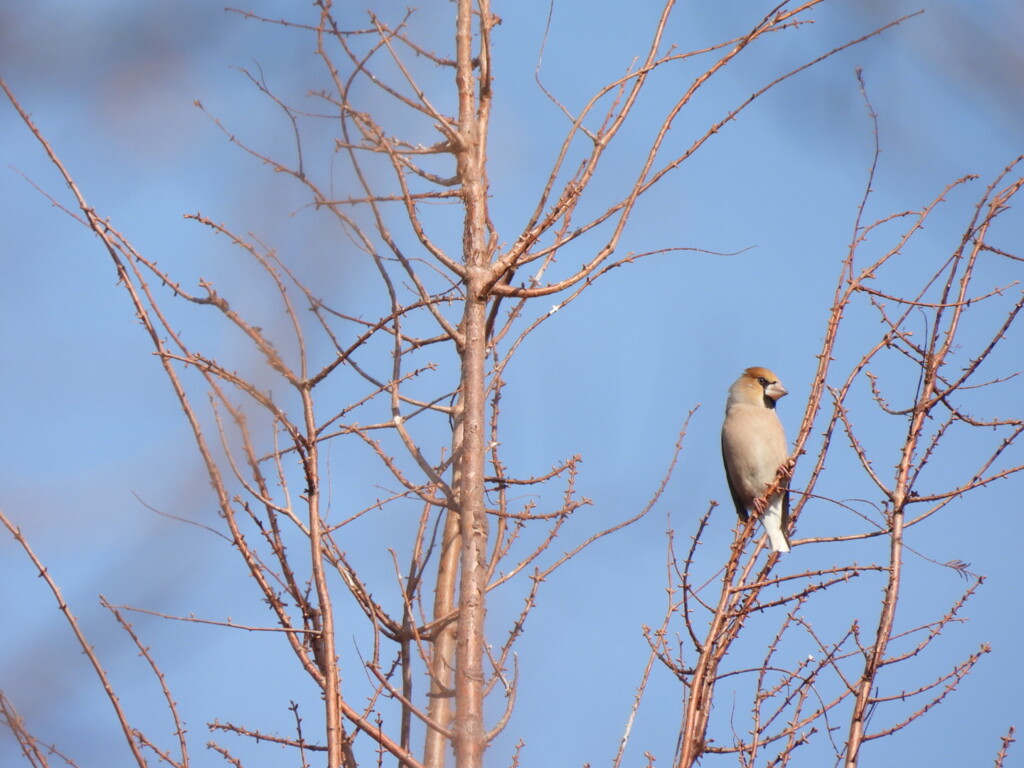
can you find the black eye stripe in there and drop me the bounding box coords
[757,377,769,387]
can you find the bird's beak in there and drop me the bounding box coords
[766,381,788,400]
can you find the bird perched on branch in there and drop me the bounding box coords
[721,366,792,553]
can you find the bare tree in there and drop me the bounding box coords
[651,81,1024,764]
[2,3,1021,768]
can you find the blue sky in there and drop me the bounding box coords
[2,2,1022,766]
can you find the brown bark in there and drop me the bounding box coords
[423,507,461,767]
[451,2,494,766]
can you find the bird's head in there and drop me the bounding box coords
[729,366,788,409]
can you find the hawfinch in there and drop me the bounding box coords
[721,366,792,553]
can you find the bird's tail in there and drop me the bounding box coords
[761,494,791,553]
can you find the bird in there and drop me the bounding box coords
[721,366,792,553]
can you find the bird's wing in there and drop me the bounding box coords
[721,429,750,522]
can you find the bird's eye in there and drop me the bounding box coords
[757,377,769,387]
